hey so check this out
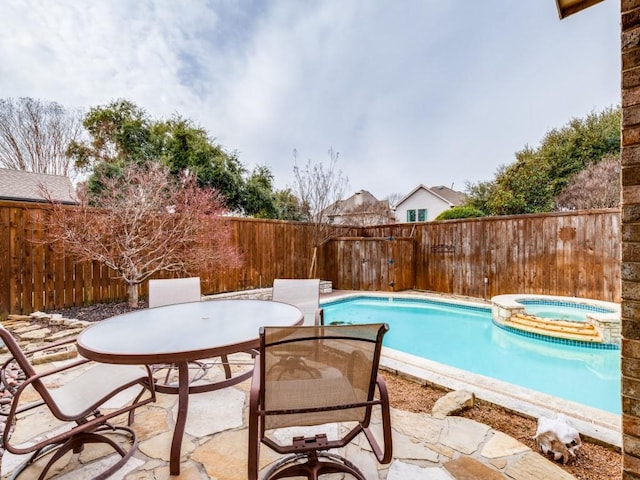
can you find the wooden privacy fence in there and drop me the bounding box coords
[410,209,620,302]
[0,200,621,315]
[0,201,358,314]
[322,209,621,302]
[322,236,415,291]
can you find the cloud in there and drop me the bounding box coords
[0,0,621,200]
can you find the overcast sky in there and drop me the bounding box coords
[0,1,621,200]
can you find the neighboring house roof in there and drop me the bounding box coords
[331,190,381,214]
[428,185,467,205]
[0,168,77,204]
[325,190,394,225]
[394,184,466,208]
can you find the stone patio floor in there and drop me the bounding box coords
[0,355,576,480]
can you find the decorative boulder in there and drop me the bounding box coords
[431,390,475,419]
[533,414,581,464]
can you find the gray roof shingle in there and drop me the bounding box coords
[0,168,77,204]
[428,185,467,205]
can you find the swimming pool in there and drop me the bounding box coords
[491,294,621,345]
[322,295,621,415]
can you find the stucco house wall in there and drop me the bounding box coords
[394,185,464,223]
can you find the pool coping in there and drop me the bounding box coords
[321,290,622,448]
[491,293,620,317]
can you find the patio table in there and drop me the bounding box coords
[76,299,303,475]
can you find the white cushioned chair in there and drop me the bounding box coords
[272,278,324,326]
[148,277,233,388]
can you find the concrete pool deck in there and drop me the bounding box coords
[321,290,621,449]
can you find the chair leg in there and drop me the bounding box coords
[248,400,260,478]
[128,383,153,426]
[221,354,232,379]
[264,451,366,480]
[11,425,138,480]
[248,364,263,480]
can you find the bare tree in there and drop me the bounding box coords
[43,161,243,306]
[292,148,349,277]
[555,154,621,211]
[384,192,405,209]
[335,200,393,227]
[0,97,83,178]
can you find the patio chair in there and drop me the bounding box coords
[272,278,324,326]
[148,276,202,308]
[148,277,233,387]
[248,323,392,480]
[0,325,155,480]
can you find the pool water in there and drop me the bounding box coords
[521,304,587,321]
[323,296,621,414]
[516,298,616,322]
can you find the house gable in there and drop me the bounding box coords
[394,184,465,223]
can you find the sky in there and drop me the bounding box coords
[0,0,621,201]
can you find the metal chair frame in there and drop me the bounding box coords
[0,326,155,480]
[248,323,392,480]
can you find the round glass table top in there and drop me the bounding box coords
[76,299,303,364]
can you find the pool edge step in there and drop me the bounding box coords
[505,314,603,342]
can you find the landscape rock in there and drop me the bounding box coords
[432,389,475,419]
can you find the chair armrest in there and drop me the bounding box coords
[1,356,90,401]
[0,337,86,397]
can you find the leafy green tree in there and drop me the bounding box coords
[465,106,620,216]
[67,99,153,169]
[538,106,620,195]
[463,180,493,214]
[274,188,304,221]
[242,165,278,218]
[152,116,246,211]
[488,149,555,215]
[69,100,285,217]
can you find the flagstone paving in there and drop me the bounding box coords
[1,365,576,480]
[0,311,577,479]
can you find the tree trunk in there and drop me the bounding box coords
[308,247,317,279]
[127,283,139,307]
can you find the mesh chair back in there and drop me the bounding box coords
[149,277,201,308]
[259,323,387,430]
[272,279,320,326]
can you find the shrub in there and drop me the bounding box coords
[435,206,486,220]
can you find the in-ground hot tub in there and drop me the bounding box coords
[491,294,620,346]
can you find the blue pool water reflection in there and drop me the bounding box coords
[322,296,620,414]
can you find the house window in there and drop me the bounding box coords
[418,209,427,222]
[406,209,416,222]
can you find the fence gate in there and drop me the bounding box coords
[322,236,414,291]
